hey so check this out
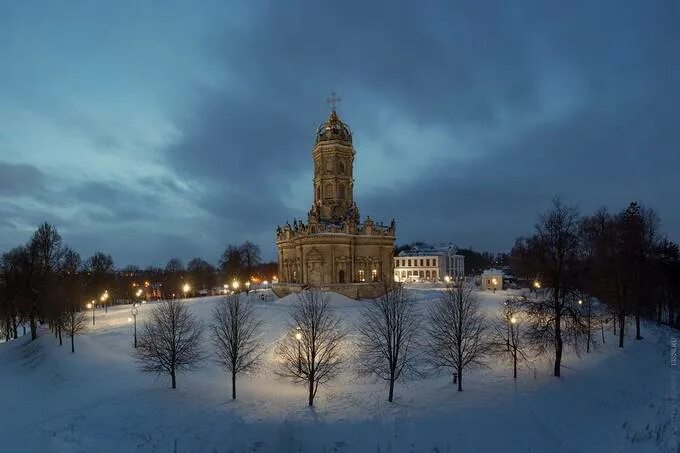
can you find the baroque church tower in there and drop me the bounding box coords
[309,110,359,226]
[274,102,396,300]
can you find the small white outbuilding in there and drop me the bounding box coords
[480,268,504,291]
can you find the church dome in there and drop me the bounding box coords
[316,110,352,144]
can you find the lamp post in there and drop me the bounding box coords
[295,328,302,373]
[101,290,109,313]
[182,283,191,299]
[131,304,139,348]
[87,301,95,326]
[492,278,498,293]
[232,280,240,294]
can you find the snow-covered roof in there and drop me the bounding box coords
[481,268,505,276]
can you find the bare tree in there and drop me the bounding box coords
[489,298,530,379]
[211,295,263,399]
[136,299,203,389]
[63,306,87,353]
[356,283,420,402]
[426,283,487,391]
[276,289,345,406]
[517,198,581,376]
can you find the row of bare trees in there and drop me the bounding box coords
[134,284,498,406]
[511,198,680,377]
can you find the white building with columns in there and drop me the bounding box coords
[393,243,465,283]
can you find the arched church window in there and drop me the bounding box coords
[324,183,333,199]
[338,183,345,199]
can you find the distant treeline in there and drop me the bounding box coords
[0,223,275,342]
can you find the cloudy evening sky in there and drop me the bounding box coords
[1,1,678,266]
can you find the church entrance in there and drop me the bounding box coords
[338,269,345,283]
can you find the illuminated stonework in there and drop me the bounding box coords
[273,109,396,299]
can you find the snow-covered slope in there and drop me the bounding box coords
[0,289,676,452]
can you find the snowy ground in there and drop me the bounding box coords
[0,288,677,452]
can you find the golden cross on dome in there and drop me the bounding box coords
[326,91,341,111]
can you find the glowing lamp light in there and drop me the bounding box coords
[578,299,583,305]
[510,316,517,324]
[533,280,541,289]
[127,317,132,323]
[444,275,451,283]
[232,280,240,290]
[492,278,497,285]
[86,303,92,309]
[182,283,191,294]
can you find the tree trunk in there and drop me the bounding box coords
[513,353,517,379]
[635,310,642,340]
[30,315,37,341]
[457,367,463,392]
[58,326,62,346]
[388,376,395,403]
[308,379,314,406]
[618,313,625,348]
[171,369,176,389]
[554,294,562,377]
[232,371,236,400]
[71,333,75,353]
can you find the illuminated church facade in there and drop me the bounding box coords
[273,107,396,299]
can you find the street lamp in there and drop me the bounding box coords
[87,300,95,326]
[578,299,583,305]
[131,304,139,348]
[295,328,302,373]
[182,283,191,298]
[245,281,251,293]
[232,280,240,292]
[100,290,109,313]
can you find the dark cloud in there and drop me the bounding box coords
[0,161,45,196]
[163,0,680,253]
[2,1,679,265]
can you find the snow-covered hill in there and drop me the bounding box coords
[0,289,676,452]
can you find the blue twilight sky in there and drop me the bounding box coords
[0,1,678,267]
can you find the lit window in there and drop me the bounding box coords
[371,269,378,281]
[358,269,365,282]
